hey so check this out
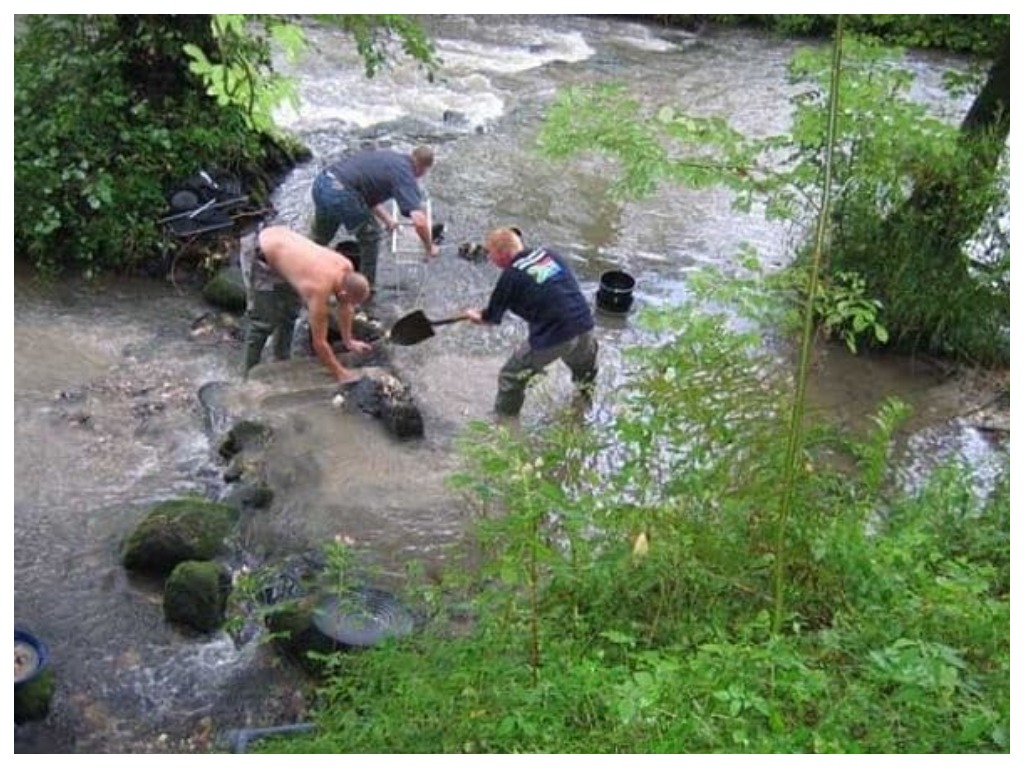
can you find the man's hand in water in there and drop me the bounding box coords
[344,339,373,354]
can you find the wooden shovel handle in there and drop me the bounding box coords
[430,315,470,327]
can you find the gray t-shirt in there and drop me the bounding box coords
[326,149,424,216]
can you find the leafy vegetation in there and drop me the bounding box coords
[252,288,1008,753]
[14,14,436,277]
[15,17,265,277]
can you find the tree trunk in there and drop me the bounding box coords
[960,33,1010,139]
[889,31,1009,265]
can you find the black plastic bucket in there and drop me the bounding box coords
[596,270,636,314]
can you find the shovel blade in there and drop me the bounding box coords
[388,310,436,346]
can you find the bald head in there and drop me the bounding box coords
[484,227,525,267]
[339,271,370,306]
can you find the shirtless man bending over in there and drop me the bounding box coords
[242,225,373,385]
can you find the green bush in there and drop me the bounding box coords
[14,15,272,277]
[251,296,1007,754]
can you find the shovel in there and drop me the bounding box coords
[387,309,469,346]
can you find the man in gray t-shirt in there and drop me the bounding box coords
[311,146,438,288]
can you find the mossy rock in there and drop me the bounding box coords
[218,419,273,460]
[164,560,232,633]
[202,264,247,313]
[121,497,239,576]
[15,668,55,724]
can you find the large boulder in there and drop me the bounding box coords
[121,497,239,576]
[164,560,233,633]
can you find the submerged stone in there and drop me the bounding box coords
[202,264,247,313]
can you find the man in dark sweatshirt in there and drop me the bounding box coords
[462,227,598,417]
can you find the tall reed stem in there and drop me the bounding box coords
[772,16,845,635]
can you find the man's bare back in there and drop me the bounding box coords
[260,225,348,300]
[256,225,372,384]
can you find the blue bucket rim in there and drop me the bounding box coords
[15,626,50,688]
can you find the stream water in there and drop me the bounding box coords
[11,15,1008,753]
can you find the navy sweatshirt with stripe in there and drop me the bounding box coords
[481,247,594,350]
